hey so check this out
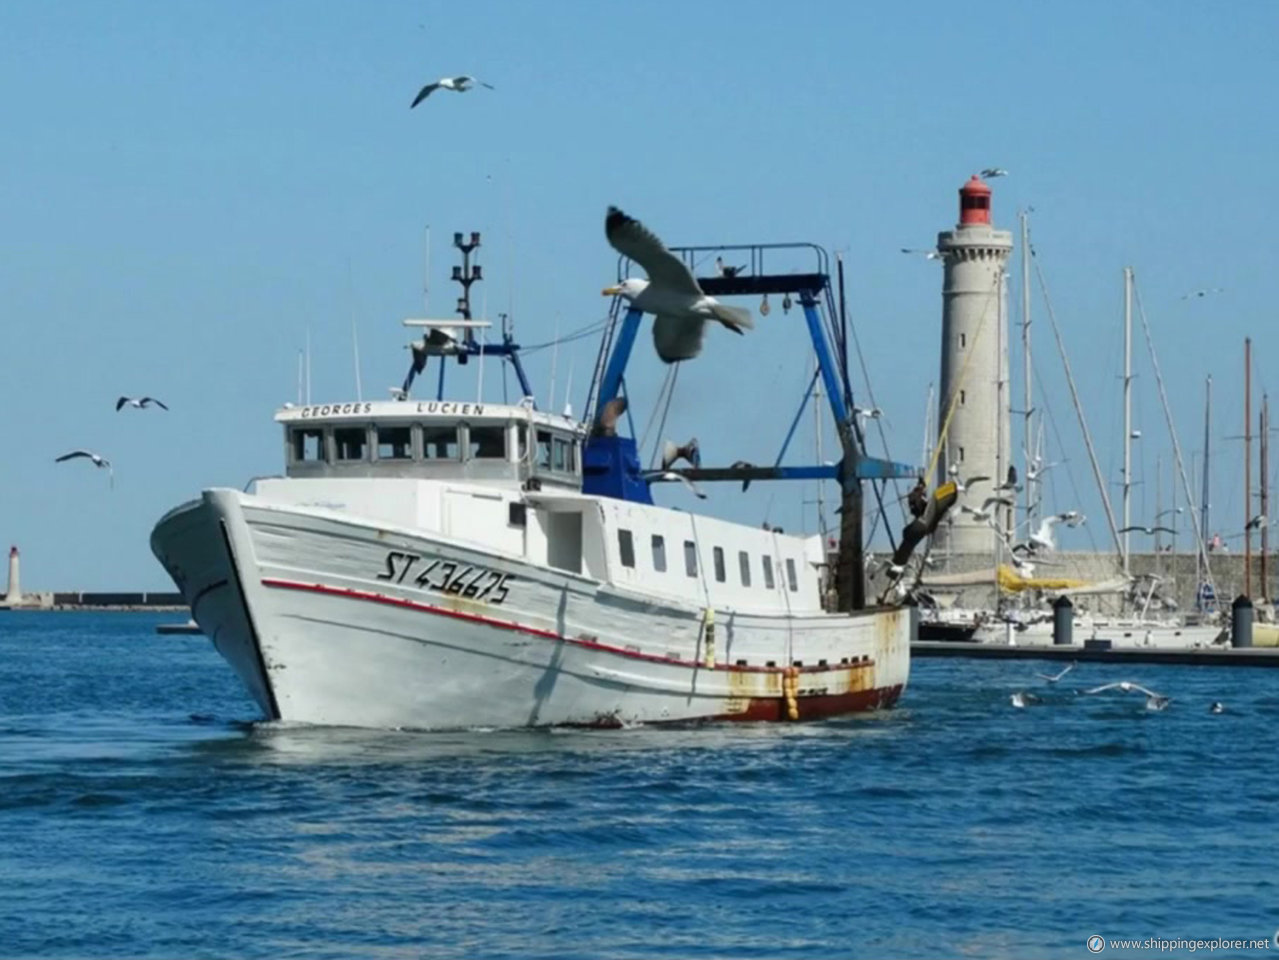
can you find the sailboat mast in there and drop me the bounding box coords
[1122,267,1133,577]
[1200,375,1212,593]
[1021,210,1033,532]
[1262,393,1270,602]
[1245,337,1253,597]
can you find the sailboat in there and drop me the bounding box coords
[967,266,1224,647]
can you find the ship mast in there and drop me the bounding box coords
[1198,375,1212,601]
[1122,267,1133,578]
[1020,210,1034,533]
[1245,337,1253,596]
[1262,393,1270,602]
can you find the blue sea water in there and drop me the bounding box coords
[2,612,1278,959]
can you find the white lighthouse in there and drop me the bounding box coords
[3,546,19,607]
[934,176,1013,556]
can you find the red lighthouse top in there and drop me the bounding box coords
[958,175,992,226]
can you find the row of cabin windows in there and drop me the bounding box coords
[616,530,798,592]
[289,423,578,472]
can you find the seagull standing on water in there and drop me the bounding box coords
[410,75,494,107]
[1010,691,1041,708]
[116,396,168,411]
[602,206,754,363]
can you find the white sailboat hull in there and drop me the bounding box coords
[152,489,910,729]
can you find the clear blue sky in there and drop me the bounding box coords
[2,0,1276,590]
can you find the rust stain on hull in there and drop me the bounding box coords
[719,683,904,723]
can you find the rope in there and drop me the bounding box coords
[639,363,681,467]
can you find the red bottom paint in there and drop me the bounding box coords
[575,684,905,729]
[719,683,905,723]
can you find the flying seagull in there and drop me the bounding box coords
[1026,512,1082,553]
[853,406,883,422]
[901,247,944,260]
[1119,524,1178,536]
[1246,513,1267,531]
[1180,287,1224,300]
[980,168,1009,179]
[646,470,707,499]
[1083,680,1171,711]
[55,450,114,487]
[1036,662,1076,683]
[661,438,701,471]
[947,465,991,493]
[116,396,168,411]
[410,75,494,107]
[602,206,754,363]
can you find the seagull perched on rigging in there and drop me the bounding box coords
[660,438,701,471]
[714,256,746,278]
[1083,680,1171,711]
[592,397,628,438]
[730,459,756,492]
[603,206,754,363]
[980,168,1009,179]
[1119,524,1178,536]
[410,75,493,107]
[116,396,168,411]
[1036,662,1076,684]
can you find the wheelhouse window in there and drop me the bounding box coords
[537,430,553,469]
[422,425,460,460]
[292,428,325,463]
[684,540,698,578]
[468,425,507,460]
[618,529,635,569]
[334,427,367,461]
[376,425,413,461]
[651,535,667,572]
[762,555,775,590]
[553,437,569,472]
[738,551,751,587]
[785,558,799,592]
[713,547,726,583]
[516,424,529,462]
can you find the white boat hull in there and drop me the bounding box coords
[151,489,910,729]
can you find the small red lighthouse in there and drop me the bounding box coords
[958,175,992,226]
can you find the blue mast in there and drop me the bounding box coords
[583,241,919,609]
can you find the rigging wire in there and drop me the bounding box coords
[1132,280,1217,596]
[1033,253,1125,559]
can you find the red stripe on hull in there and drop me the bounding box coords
[260,577,882,677]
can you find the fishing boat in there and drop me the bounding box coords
[150,223,921,729]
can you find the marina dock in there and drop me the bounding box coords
[912,640,1279,667]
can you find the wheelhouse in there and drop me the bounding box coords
[277,400,585,490]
